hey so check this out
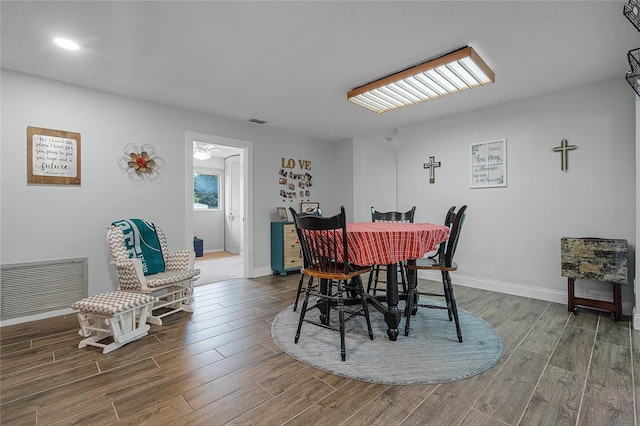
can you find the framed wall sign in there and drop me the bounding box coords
[27,126,81,185]
[470,138,506,188]
[300,202,320,214]
[277,207,289,222]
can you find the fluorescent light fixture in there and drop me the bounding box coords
[53,38,80,50]
[347,46,495,114]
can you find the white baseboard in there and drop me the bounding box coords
[253,266,276,278]
[634,307,640,330]
[417,271,634,317]
[417,271,565,304]
[0,308,74,327]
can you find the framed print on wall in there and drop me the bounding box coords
[27,126,81,185]
[300,202,320,214]
[277,207,289,222]
[470,138,506,188]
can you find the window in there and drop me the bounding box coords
[193,171,220,210]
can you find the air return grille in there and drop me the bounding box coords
[1,258,88,320]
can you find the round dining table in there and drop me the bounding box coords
[332,222,450,340]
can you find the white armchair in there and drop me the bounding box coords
[107,221,200,325]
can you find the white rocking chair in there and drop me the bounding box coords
[107,222,200,325]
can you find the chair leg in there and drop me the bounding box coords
[295,281,313,344]
[354,276,374,340]
[367,265,381,295]
[399,261,408,295]
[323,279,334,325]
[293,274,312,312]
[443,271,462,343]
[338,280,346,361]
[404,268,417,336]
[441,277,453,321]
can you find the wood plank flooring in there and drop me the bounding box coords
[1,274,637,425]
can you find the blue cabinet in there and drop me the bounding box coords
[271,222,302,276]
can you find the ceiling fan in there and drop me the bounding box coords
[193,141,216,160]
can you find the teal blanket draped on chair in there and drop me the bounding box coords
[111,219,165,275]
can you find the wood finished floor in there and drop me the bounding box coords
[1,274,637,425]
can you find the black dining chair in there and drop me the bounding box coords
[405,205,467,342]
[428,205,457,262]
[366,206,416,296]
[289,206,374,361]
[291,208,322,312]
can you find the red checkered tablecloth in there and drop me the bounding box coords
[345,222,450,266]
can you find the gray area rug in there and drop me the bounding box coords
[271,300,503,385]
[194,254,243,286]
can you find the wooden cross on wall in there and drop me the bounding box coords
[552,139,577,172]
[423,156,441,184]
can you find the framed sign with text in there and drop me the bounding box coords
[470,138,506,188]
[27,126,81,185]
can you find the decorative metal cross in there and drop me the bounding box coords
[552,139,577,172]
[423,156,441,184]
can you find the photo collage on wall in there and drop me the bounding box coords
[278,167,312,202]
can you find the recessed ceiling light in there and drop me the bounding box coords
[53,38,80,50]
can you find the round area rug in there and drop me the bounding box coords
[271,300,503,385]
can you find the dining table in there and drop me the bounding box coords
[319,221,450,341]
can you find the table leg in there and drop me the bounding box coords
[384,263,400,341]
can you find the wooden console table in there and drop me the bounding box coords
[561,237,628,321]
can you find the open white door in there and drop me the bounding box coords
[224,155,243,254]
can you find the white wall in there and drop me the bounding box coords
[636,94,640,328]
[325,139,355,220]
[396,77,636,314]
[352,137,400,222]
[0,70,350,323]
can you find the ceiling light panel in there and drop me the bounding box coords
[347,46,495,114]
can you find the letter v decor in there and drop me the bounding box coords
[117,143,168,188]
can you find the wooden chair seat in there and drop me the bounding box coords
[413,258,458,272]
[302,264,370,281]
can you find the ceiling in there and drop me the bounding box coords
[2,1,638,143]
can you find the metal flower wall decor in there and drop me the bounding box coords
[117,143,168,188]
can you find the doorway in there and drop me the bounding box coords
[224,154,242,254]
[185,131,253,282]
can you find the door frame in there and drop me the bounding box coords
[185,131,254,278]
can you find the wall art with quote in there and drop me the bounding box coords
[27,126,81,185]
[470,138,506,188]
